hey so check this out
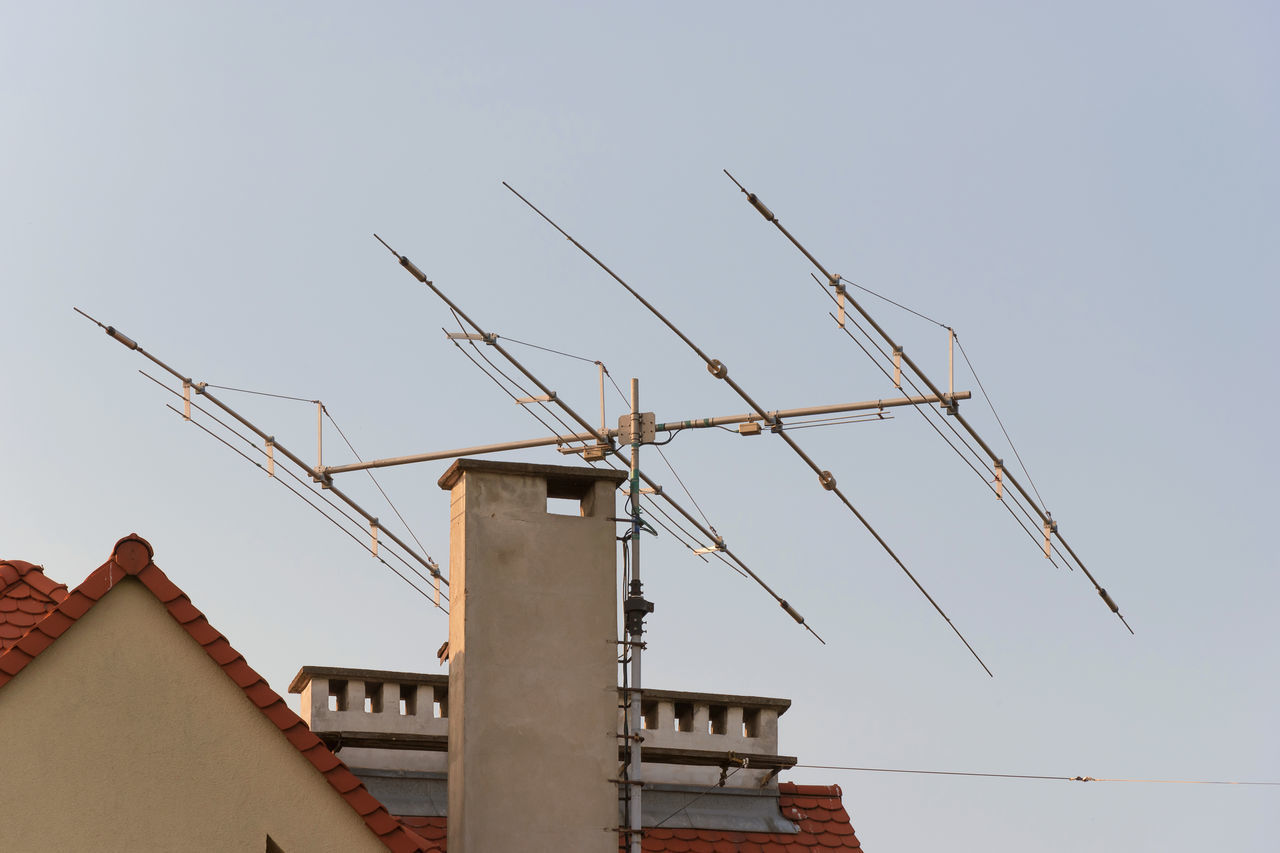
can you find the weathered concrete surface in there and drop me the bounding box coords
[440,459,625,853]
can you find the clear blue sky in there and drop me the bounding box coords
[3,3,1276,849]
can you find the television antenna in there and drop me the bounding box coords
[78,172,1130,853]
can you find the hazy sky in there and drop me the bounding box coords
[3,3,1277,850]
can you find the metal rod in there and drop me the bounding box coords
[317,401,324,470]
[725,174,1132,633]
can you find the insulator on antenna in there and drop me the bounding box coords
[707,360,728,379]
[105,326,138,350]
[778,599,804,625]
[1098,588,1120,614]
[818,470,837,490]
[399,255,429,283]
[747,193,775,222]
[1042,516,1058,558]
[993,459,1003,500]
[370,519,379,557]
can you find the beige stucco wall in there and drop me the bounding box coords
[0,578,389,853]
[445,464,620,853]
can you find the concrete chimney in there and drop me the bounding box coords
[437,459,626,853]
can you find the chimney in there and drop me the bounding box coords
[437,459,626,853]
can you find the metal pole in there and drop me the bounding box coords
[626,378,645,853]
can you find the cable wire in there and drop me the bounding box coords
[794,764,1280,786]
[201,383,318,404]
[954,334,1047,508]
[323,406,437,563]
[652,766,745,828]
[500,334,601,365]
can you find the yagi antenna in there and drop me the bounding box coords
[72,307,449,611]
[502,183,993,677]
[722,170,1132,635]
[368,235,826,643]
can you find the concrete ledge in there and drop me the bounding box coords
[437,458,627,492]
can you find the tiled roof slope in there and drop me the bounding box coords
[395,782,863,852]
[0,534,428,853]
[0,560,68,652]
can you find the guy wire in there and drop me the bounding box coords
[323,405,435,560]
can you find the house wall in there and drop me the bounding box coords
[0,578,388,853]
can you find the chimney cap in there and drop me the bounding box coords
[437,457,628,494]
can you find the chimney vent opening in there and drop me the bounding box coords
[364,681,383,714]
[399,683,416,716]
[743,707,761,738]
[674,701,695,733]
[709,704,728,735]
[328,679,348,712]
[545,495,582,516]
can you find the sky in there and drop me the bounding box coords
[3,2,1277,850]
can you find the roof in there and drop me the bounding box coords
[0,534,429,853]
[394,783,863,851]
[0,560,68,652]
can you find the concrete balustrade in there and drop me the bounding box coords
[291,667,449,772]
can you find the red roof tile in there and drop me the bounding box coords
[0,534,428,853]
[393,782,863,852]
[0,559,68,652]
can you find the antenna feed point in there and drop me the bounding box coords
[707,360,729,380]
